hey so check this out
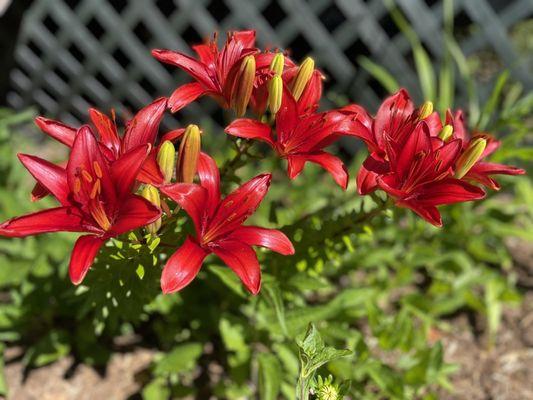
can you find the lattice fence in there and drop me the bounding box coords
[5,0,533,132]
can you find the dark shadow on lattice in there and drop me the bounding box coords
[87,17,106,40]
[207,0,231,23]
[262,0,286,28]
[287,33,312,61]
[67,42,86,63]
[42,14,60,35]
[319,3,347,33]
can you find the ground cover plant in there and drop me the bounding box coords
[0,7,531,400]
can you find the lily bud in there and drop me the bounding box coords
[269,52,284,76]
[268,74,283,115]
[291,57,314,101]
[232,55,256,117]
[141,185,162,234]
[156,140,175,183]
[455,137,487,179]
[418,101,433,119]
[438,124,453,141]
[177,124,201,183]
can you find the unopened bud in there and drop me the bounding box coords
[156,140,175,183]
[455,137,487,179]
[438,124,453,141]
[232,55,256,117]
[177,124,201,183]
[268,74,283,115]
[269,53,284,76]
[418,101,433,119]
[141,185,162,234]
[291,57,314,101]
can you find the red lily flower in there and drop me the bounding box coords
[159,153,294,294]
[445,110,525,190]
[226,89,356,188]
[0,127,161,284]
[340,89,443,195]
[152,31,258,113]
[251,52,323,116]
[32,98,174,193]
[373,121,485,226]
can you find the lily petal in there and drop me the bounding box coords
[286,155,306,180]
[228,226,294,255]
[287,152,348,189]
[18,154,70,206]
[67,126,117,207]
[136,151,165,186]
[122,97,167,152]
[34,117,77,147]
[151,49,213,88]
[465,162,525,190]
[374,89,414,147]
[205,174,271,241]
[225,119,274,147]
[416,178,486,206]
[69,235,105,284]
[276,88,299,142]
[356,165,379,195]
[168,82,209,113]
[395,121,431,179]
[397,200,443,227]
[89,108,121,158]
[198,153,220,217]
[161,128,186,143]
[212,239,261,295]
[160,183,207,237]
[0,207,90,237]
[161,236,208,294]
[108,195,161,237]
[111,144,151,199]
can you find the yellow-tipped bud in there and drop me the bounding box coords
[291,57,315,101]
[269,52,284,76]
[268,74,283,115]
[232,55,256,117]
[455,137,487,179]
[438,124,453,141]
[177,124,201,183]
[156,140,175,183]
[418,101,434,119]
[141,185,162,234]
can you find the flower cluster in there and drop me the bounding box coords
[0,31,524,294]
[342,89,524,226]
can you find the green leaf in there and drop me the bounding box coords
[23,330,71,368]
[273,343,300,378]
[153,343,203,376]
[208,265,246,297]
[413,44,436,101]
[357,56,400,93]
[262,280,288,337]
[297,324,352,376]
[219,318,250,367]
[477,70,510,130]
[258,353,282,400]
[142,378,170,400]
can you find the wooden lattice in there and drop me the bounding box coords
[5,0,533,131]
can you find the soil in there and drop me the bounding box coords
[2,239,532,399]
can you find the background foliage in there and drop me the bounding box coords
[0,3,531,399]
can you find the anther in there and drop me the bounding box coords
[93,161,103,178]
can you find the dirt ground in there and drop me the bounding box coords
[3,240,532,399]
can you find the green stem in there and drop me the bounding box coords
[296,371,311,400]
